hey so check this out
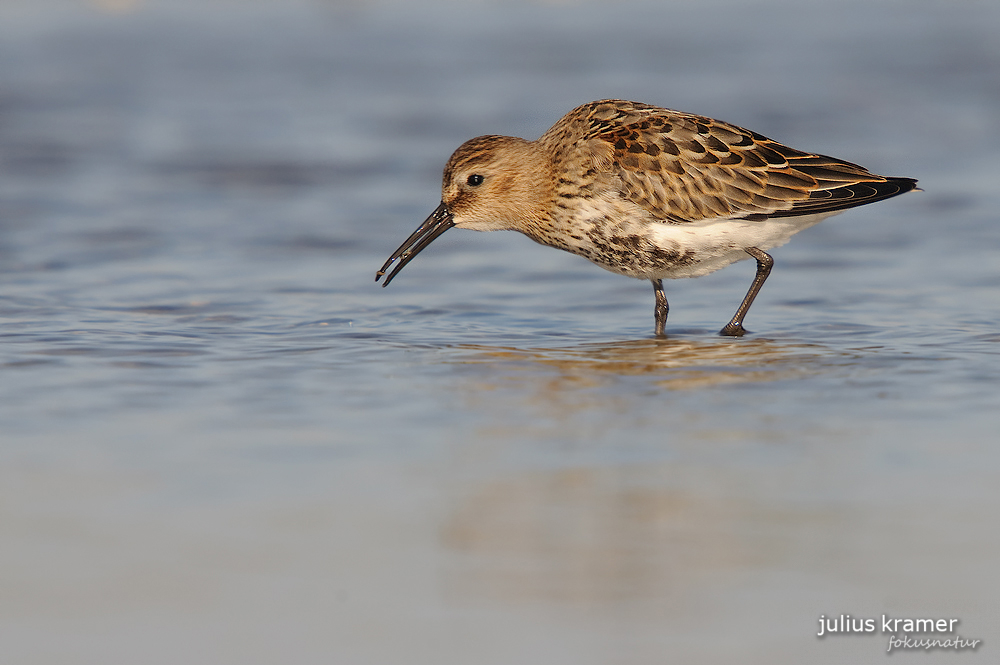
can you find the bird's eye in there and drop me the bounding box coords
[466,174,484,187]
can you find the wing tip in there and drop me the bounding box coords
[764,174,918,219]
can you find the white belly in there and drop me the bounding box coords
[539,193,841,281]
[644,211,840,279]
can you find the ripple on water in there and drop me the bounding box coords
[447,336,868,391]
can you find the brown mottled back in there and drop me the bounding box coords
[540,99,915,223]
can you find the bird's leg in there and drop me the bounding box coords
[720,247,773,337]
[651,278,669,337]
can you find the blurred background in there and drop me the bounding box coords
[1,0,998,663]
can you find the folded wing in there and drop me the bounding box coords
[547,100,916,223]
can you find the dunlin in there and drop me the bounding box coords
[377,100,916,336]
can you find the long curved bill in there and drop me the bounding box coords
[376,202,455,287]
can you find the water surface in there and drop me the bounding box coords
[1,1,998,663]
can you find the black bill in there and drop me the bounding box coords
[376,202,455,287]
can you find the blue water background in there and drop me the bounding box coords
[1,1,998,663]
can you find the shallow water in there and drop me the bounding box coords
[2,0,999,663]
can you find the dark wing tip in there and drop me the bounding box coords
[768,175,918,218]
[888,176,919,194]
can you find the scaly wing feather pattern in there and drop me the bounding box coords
[543,100,916,223]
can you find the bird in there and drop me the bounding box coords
[376,99,917,336]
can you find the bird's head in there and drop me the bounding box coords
[376,135,550,286]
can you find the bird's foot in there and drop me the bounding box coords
[719,322,747,337]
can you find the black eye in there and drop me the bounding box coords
[466,174,484,187]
